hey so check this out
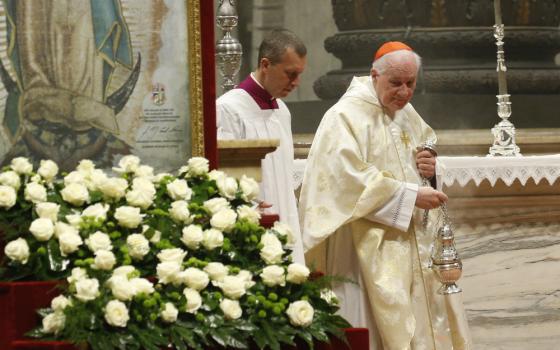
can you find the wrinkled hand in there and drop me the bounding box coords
[415,187,448,210]
[416,150,436,179]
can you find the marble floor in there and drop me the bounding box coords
[454,221,560,349]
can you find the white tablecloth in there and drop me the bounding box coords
[293,155,560,189]
[439,155,560,187]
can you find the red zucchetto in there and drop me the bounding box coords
[374,41,413,60]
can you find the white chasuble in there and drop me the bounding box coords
[299,76,469,349]
[216,75,305,264]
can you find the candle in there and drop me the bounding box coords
[494,0,502,26]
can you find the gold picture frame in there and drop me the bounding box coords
[0,0,217,170]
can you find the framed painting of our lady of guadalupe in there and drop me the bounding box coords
[0,0,216,171]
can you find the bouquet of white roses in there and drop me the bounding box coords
[0,156,350,350]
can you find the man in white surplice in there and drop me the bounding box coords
[216,29,307,264]
[299,42,470,349]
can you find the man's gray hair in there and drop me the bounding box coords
[257,29,307,66]
[371,50,422,74]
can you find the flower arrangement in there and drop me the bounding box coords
[0,156,349,350]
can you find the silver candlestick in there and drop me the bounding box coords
[431,204,463,295]
[216,0,242,93]
[488,0,520,156]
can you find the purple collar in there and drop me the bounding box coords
[237,75,279,110]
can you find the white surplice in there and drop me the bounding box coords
[216,76,305,264]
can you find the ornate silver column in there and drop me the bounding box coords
[216,0,242,93]
[488,0,521,156]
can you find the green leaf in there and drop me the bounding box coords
[37,307,53,318]
[25,327,46,338]
[47,240,67,272]
[252,330,267,349]
[260,321,281,350]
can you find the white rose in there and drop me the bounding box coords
[112,265,136,277]
[92,250,116,270]
[183,288,202,313]
[88,169,108,191]
[65,213,82,228]
[286,300,314,327]
[208,169,226,183]
[202,229,224,250]
[157,248,187,264]
[0,171,21,189]
[181,225,203,249]
[55,222,78,238]
[181,267,209,291]
[125,189,154,209]
[260,245,285,265]
[4,238,30,264]
[104,300,130,327]
[29,218,55,241]
[30,174,41,183]
[273,221,294,245]
[210,209,237,233]
[74,278,100,302]
[218,275,246,299]
[99,177,128,200]
[81,203,110,222]
[216,176,238,200]
[220,299,242,320]
[37,160,58,181]
[260,265,286,287]
[130,278,154,295]
[142,225,161,243]
[51,295,72,312]
[42,312,65,334]
[126,233,150,259]
[35,202,60,222]
[286,263,310,284]
[236,270,256,289]
[24,182,47,204]
[153,172,172,184]
[0,185,17,208]
[77,159,95,174]
[239,175,259,202]
[156,261,181,285]
[169,200,191,224]
[320,288,339,305]
[203,197,230,215]
[61,183,89,206]
[161,302,179,323]
[58,232,83,256]
[204,262,229,283]
[64,171,86,185]
[11,157,33,175]
[166,179,192,200]
[67,267,88,284]
[260,232,282,247]
[115,206,144,229]
[113,155,141,174]
[259,233,284,264]
[186,157,209,176]
[236,205,261,224]
[132,177,156,193]
[134,165,154,179]
[110,276,136,301]
[177,165,189,176]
